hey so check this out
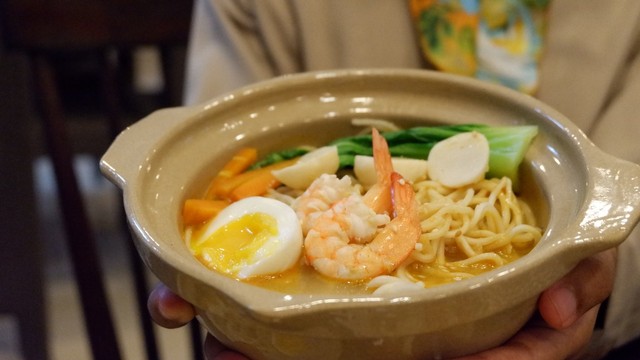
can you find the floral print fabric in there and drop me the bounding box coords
[410,0,550,94]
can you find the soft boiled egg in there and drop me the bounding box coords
[189,196,303,279]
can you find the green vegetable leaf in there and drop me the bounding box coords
[253,124,538,187]
[249,148,309,170]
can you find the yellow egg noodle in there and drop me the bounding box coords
[386,176,541,289]
[261,174,542,293]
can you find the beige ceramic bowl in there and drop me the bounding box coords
[101,69,640,360]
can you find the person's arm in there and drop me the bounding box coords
[581,22,640,352]
[537,1,640,354]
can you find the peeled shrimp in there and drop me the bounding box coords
[292,174,364,234]
[292,128,393,232]
[293,129,419,279]
[304,172,420,280]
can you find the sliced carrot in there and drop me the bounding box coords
[217,147,258,178]
[211,173,258,199]
[229,171,281,201]
[204,147,258,199]
[215,158,299,200]
[182,199,229,226]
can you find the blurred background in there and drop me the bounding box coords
[0,1,202,359]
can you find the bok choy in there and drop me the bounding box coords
[251,124,538,185]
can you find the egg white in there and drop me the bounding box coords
[196,196,303,279]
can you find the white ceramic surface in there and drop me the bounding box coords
[101,69,640,360]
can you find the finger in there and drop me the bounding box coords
[455,306,599,360]
[204,334,250,360]
[147,282,196,328]
[538,248,617,329]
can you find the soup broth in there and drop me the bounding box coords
[183,123,546,295]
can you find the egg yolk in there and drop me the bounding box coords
[191,212,279,276]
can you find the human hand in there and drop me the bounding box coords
[455,248,617,360]
[148,248,616,360]
[147,283,249,360]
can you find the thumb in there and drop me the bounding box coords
[147,282,196,328]
[538,248,617,329]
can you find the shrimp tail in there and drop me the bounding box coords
[368,172,420,265]
[363,128,394,215]
[390,172,417,218]
[372,128,393,186]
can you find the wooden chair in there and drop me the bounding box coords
[0,51,48,360]
[0,1,199,359]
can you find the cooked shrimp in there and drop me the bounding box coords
[304,172,420,280]
[292,174,362,234]
[293,128,393,230]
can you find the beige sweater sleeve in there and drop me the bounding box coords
[183,0,424,105]
[183,0,294,105]
[590,26,640,350]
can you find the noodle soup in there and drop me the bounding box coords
[183,123,545,295]
[104,69,640,360]
[250,173,544,295]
